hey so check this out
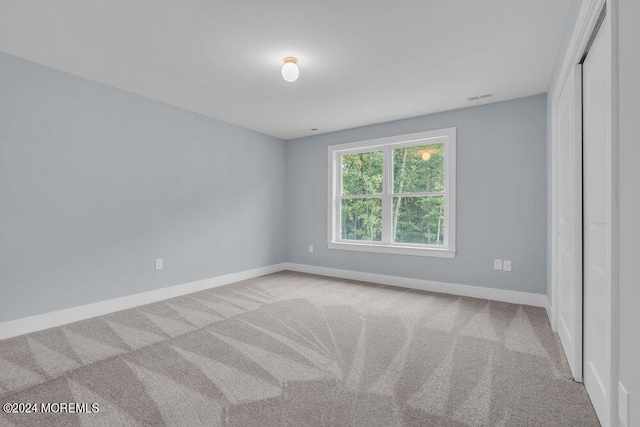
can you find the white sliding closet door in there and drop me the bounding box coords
[582,5,612,425]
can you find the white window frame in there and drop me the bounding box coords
[327,128,456,258]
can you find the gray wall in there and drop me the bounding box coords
[286,94,548,295]
[546,0,582,302]
[0,52,551,324]
[617,0,640,421]
[0,52,287,323]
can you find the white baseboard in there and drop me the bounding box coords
[0,263,287,340]
[544,298,553,326]
[0,261,552,341]
[283,263,551,309]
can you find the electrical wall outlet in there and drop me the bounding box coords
[155,259,163,270]
[619,382,629,427]
[308,244,314,253]
[494,259,503,270]
[503,260,512,271]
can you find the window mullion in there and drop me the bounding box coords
[335,154,342,242]
[381,147,392,243]
[391,191,445,197]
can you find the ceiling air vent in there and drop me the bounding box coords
[467,92,495,102]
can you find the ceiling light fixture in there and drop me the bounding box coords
[281,57,299,82]
[416,149,431,161]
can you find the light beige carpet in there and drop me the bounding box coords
[0,271,599,426]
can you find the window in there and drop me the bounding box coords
[327,128,456,257]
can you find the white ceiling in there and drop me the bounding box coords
[0,0,570,140]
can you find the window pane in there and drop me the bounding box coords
[393,143,444,193]
[392,196,444,245]
[341,151,383,195]
[341,198,382,241]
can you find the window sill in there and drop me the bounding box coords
[327,241,456,258]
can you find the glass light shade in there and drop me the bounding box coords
[281,62,299,82]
